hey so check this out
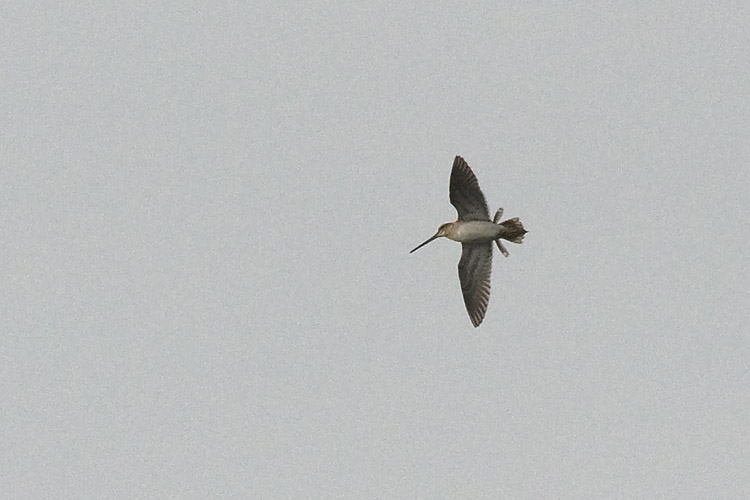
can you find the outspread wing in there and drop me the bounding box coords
[450,156,490,221]
[458,243,493,327]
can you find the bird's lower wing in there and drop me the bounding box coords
[458,243,493,327]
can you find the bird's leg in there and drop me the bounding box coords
[493,207,504,223]
[495,239,509,257]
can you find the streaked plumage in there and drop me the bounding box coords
[411,156,527,327]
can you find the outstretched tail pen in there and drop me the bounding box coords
[493,208,527,258]
[500,217,527,244]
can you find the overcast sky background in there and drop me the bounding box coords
[3,2,749,498]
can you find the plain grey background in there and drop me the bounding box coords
[3,2,749,498]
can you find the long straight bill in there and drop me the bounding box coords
[410,233,439,253]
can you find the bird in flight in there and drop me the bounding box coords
[410,156,527,327]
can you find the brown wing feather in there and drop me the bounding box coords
[458,243,493,327]
[449,156,490,221]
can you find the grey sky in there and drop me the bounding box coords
[3,2,749,498]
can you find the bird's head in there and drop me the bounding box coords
[410,222,454,253]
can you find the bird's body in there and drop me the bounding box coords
[410,156,527,327]
[438,220,507,243]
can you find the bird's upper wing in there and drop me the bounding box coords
[458,243,493,327]
[450,156,490,221]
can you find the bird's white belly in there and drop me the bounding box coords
[450,221,502,243]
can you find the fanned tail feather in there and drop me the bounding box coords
[500,217,527,244]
